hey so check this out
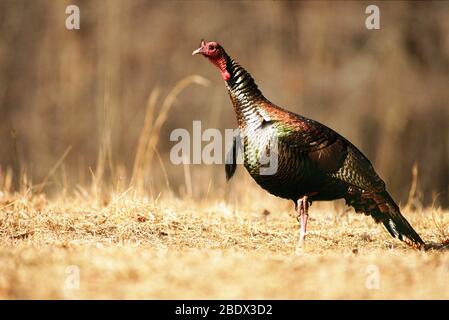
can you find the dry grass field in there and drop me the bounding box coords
[1,1,449,300]
[1,182,448,299]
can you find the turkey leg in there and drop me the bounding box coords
[297,195,309,248]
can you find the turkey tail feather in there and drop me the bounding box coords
[346,190,425,249]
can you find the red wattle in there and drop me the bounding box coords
[209,56,230,82]
[222,70,231,81]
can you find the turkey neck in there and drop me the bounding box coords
[222,54,266,129]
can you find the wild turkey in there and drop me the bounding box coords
[193,40,425,250]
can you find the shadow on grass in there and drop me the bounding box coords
[424,240,449,251]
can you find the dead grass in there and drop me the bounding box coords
[1,190,448,299]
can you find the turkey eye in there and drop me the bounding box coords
[209,45,215,50]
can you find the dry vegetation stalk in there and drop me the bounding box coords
[131,75,210,195]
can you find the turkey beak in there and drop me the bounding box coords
[192,40,206,56]
[192,47,203,56]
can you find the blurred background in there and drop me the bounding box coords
[0,0,448,207]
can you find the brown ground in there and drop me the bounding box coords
[1,190,448,299]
